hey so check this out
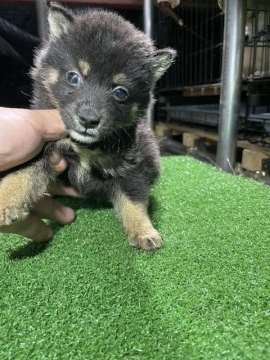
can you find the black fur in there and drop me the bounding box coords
[31,4,176,204]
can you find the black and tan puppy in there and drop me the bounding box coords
[0,3,175,250]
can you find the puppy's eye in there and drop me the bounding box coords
[113,86,129,101]
[67,71,81,86]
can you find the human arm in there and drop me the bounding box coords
[0,108,78,241]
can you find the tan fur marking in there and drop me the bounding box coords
[78,59,91,76]
[40,67,59,107]
[114,192,163,250]
[71,144,93,183]
[71,144,93,169]
[0,170,33,225]
[46,67,59,85]
[0,164,51,225]
[131,103,138,118]
[112,73,126,84]
[79,149,92,169]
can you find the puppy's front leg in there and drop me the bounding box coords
[113,191,163,250]
[0,162,51,226]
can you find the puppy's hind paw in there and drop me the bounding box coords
[129,230,163,251]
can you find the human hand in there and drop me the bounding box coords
[0,108,78,241]
[0,153,79,241]
[0,107,67,171]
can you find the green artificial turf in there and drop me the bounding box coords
[0,155,270,359]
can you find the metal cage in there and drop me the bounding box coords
[157,0,270,90]
[244,1,270,80]
[157,0,224,89]
[156,0,270,140]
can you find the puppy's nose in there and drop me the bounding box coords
[78,110,101,129]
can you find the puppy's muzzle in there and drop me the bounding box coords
[78,109,101,129]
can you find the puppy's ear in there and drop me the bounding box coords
[48,2,74,40]
[152,49,176,81]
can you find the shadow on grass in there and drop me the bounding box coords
[9,241,50,260]
[9,193,161,260]
[6,194,168,359]
[8,196,110,260]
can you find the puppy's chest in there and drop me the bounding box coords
[71,145,132,183]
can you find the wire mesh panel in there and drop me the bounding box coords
[157,0,224,89]
[244,0,270,138]
[157,0,270,88]
[244,0,270,80]
[156,0,270,133]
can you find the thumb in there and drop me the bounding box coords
[48,152,68,174]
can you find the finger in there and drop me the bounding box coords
[49,182,81,197]
[33,109,67,141]
[0,214,53,242]
[48,152,68,174]
[33,196,75,225]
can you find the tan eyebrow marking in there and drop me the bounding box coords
[112,73,127,84]
[78,59,91,76]
[45,67,59,85]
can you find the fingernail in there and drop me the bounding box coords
[59,207,75,225]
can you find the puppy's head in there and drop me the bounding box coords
[32,3,176,144]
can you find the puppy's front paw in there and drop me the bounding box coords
[129,230,163,251]
[0,203,30,226]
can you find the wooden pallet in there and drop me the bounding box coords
[155,122,270,172]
